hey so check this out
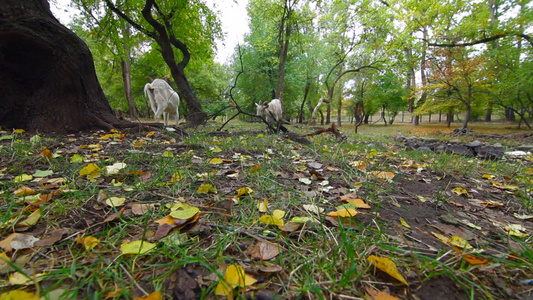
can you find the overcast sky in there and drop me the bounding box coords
[49,0,250,63]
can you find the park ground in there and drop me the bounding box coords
[0,120,532,299]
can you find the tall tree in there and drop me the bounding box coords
[0,0,123,133]
[104,0,221,125]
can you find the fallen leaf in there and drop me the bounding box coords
[237,187,254,197]
[250,241,280,260]
[0,233,40,252]
[291,216,318,224]
[327,208,357,218]
[257,199,268,212]
[448,236,473,250]
[106,162,127,175]
[131,203,157,215]
[513,213,533,220]
[344,198,371,209]
[452,187,470,197]
[463,254,491,265]
[13,186,37,196]
[504,224,528,237]
[169,206,200,220]
[162,151,174,157]
[106,197,126,207]
[83,236,100,250]
[16,209,41,227]
[70,154,84,163]
[134,291,162,300]
[79,163,101,177]
[33,169,53,177]
[400,217,410,229]
[299,178,312,185]
[209,158,223,165]
[259,215,284,227]
[196,183,217,194]
[34,230,67,247]
[367,255,408,285]
[302,204,324,214]
[14,174,33,182]
[215,264,257,296]
[373,171,395,180]
[432,232,449,244]
[120,240,156,255]
[365,286,399,300]
[0,289,40,300]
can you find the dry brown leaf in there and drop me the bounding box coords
[250,241,280,261]
[131,203,157,215]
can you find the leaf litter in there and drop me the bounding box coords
[0,127,532,299]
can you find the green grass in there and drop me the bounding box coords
[0,121,532,299]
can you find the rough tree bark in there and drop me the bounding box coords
[0,0,124,133]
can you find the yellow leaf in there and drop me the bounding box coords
[106,197,126,207]
[171,173,182,182]
[146,131,156,137]
[83,236,100,250]
[162,151,174,157]
[13,129,25,133]
[134,291,162,300]
[211,147,223,153]
[327,208,357,218]
[79,163,101,176]
[482,174,495,180]
[291,216,318,223]
[452,187,469,197]
[0,289,40,300]
[400,217,410,229]
[448,236,473,250]
[8,272,45,285]
[215,264,257,296]
[259,215,284,227]
[237,187,253,197]
[169,206,200,220]
[504,224,528,237]
[196,183,217,194]
[120,240,156,255]
[257,199,268,212]
[209,158,223,165]
[16,209,41,227]
[417,195,427,202]
[70,154,84,163]
[14,174,33,182]
[367,255,408,285]
[432,232,449,244]
[345,198,371,209]
[272,209,285,219]
[13,186,37,196]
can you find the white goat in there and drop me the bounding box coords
[255,99,288,132]
[144,79,180,126]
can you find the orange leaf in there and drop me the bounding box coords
[463,254,491,265]
[40,149,52,159]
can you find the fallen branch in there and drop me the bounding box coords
[303,123,347,142]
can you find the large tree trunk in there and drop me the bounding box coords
[0,0,122,133]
